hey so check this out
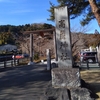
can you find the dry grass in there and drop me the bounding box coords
[80,69,100,100]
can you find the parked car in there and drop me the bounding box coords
[12,54,24,59]
[22,54,29,58]
[12,54,29,59]
[79,51,97,62]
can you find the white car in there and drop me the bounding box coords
[79,51,97,62]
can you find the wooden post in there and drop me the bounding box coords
[11,60,13,67]
[17,59,19,65]
[46,49,51,70]
[14,58,16,66]
[86,60,89,69]
[95,54,98,62]
[4,61,6,68]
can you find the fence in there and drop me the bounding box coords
[0,57,29,68]
[76,61,100,70]
[0,60,18,68]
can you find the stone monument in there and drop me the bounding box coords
[55,6,73,68]
[46,49,51,70]
[52,6,80,88]
[28,34,34,65]
[41,6,95,100]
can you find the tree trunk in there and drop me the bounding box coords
[88,0,100,26]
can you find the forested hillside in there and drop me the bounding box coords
[0,23,54,45]
[0,23,100,60]
[19,32,100,60]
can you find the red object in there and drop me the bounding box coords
[39,32,44,37]
[12,55,24,59]
[15,55,24,59]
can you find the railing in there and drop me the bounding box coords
[0,60,19,68]
[0,58,29,68]
[75,61,100,70]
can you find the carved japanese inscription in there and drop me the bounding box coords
[59,20,65,28]
[60,30,66,40]
[54,6,73,67]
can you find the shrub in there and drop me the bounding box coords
[34,53,39,60]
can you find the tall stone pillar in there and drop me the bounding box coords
[42,6,94,100]
[55,6,73,68]
[46,49,51,70]
[52,6,80,88]
[53,31,58,61]
[28,34,34,65]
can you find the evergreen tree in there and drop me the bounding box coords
[48,0,100,26]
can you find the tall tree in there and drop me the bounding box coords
[88,0,100,26]
[48,0,100,26]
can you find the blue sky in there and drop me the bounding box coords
[0,0,99,33]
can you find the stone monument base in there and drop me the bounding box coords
[40,68,95,100]
[40,81,94,100]
[52,68,81,89]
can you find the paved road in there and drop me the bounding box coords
[0,64,51,100]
